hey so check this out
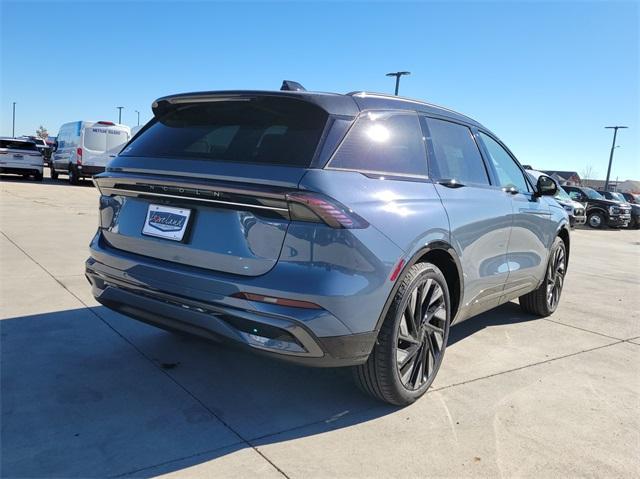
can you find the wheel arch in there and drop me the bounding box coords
[587,206,608,218]
[374,241,464,332]
[557,225,570,269]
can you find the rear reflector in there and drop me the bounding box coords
[389,258,405,281]
[76,147,83,165]
[231,292,322,309]
[286,192,369,229]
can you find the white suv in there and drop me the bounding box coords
[0,137,44,181]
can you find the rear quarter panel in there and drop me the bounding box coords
[298,169,450,332]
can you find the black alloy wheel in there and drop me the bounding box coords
[396,276,448,390]
[545,241,566,311]
[354,262,451,406]
[519,236,567,317]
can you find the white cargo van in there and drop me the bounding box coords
[51,121,131,184]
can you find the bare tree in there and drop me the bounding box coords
[581,165,597,185]
[35,125,48,139]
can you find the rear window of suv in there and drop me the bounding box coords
[121,97,328,167]
[0,140,37,151]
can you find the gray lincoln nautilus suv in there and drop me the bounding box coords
[86,84,569,405]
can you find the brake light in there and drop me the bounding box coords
[76,148,83,165]
[231,292,322,309]
[286,192,369,229]
[96,121,115,126]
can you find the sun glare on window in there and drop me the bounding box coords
[366,123,390,143]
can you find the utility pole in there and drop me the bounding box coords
[12,102,16,137]
[134,110,140,126]
[116,106,124,124]
[385,71,411,96]
[604,126,628,191]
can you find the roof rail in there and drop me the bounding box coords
[346,91,477,123]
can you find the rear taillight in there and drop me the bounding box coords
[286,192,369,229]
[76,148,83,165]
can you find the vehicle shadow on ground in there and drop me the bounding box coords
[0,307,394,477]
[1,301,540,477]
[0,174,94,187]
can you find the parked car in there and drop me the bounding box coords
[620,192,639,205]
[526,169,585,227]
[598,190,640,229]
[86,87,570,406]
[51,121,131,184]
[0,137,44,181]
[562,185,631,229]
[20,136,52,166]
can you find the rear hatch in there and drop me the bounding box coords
[0,139,42,164]
[95,93,347,276]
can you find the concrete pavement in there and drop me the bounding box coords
[1,174,639,477]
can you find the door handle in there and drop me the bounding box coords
[438,179,465,188]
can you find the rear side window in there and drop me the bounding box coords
[426,118,489,185]
[121,97,328,167]
[328,111,427,176]
[0,140,37,151]
[478,132,529,192]
[57,124,79,149]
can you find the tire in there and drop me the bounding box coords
[519,236,566,317]
[353,262,451,406]
[68,165,79,185]
[50,167,58,180]
[33,171,43,181]
[587,211,605,229]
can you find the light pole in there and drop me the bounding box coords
[386,71,411,96]
[604,126,628,191]
[12,102,16,137]
[134,110,140,126]
[116,106,124,124]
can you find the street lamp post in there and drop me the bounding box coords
[12,102,16,137]
[134,110,140,126]
[385,71,411,96]
[116,106,124,124]
[604,126,628,191]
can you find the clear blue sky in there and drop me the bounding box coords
[1,0,638,179]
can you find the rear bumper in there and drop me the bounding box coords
[86,266,376,367]
[0,162,43,174]
[85,232,386,367]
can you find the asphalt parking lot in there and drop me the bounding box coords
[1,173,639,478]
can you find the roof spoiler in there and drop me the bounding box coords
[151,89,360,118]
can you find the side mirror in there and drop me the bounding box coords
[536,175,557,197]
[52,141,58,152]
